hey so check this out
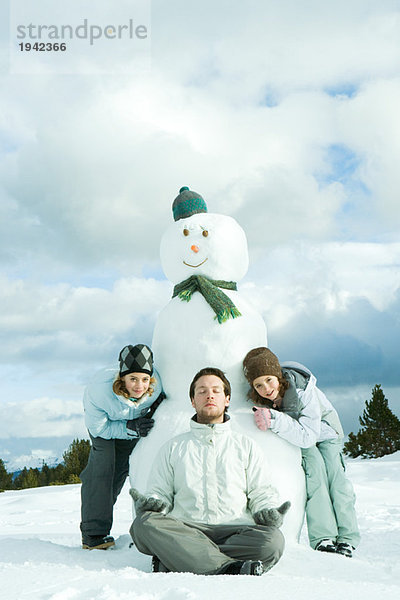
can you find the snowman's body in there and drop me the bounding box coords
[130,211,306,542]
[153,291,267,403]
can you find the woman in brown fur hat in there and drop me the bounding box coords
[243,347,359,558]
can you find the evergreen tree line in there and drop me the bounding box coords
[1,385,400,491]
[0,438,90,492]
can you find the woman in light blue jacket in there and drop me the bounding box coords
[243,347,360,558]
[80,343,164,550]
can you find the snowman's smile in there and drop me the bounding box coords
[183,258,208,268]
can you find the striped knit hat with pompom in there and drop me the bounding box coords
[172,186,208,221]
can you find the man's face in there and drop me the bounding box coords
[191,374,230,424]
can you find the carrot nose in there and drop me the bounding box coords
[191,245,199,253]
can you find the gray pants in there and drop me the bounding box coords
[80,434,138,537]
[131,511,284,574]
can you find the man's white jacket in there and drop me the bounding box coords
[144,417,279,525]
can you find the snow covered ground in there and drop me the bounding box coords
[0,453,399,600]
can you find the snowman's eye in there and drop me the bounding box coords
[202,230,209,237]
[183,229,190,236]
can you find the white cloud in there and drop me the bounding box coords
[151,1,400,99]
[2,74,398,282]
[246,241,400,319]
[336,79,400,227]
[0,397,87,440]
[0,275,171,365]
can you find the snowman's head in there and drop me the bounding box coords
[160,212,249,284]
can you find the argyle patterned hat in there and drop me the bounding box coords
[118,344,154,376]
[172,186,208,221]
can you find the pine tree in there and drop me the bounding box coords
[25,468,40,488]
[344,384,400,458]
[14,467,40,489]
[62,438,91,482]
[39,462,51,486]
[0,458,13,491]
[13,467,28,489]
[48,463,66,486]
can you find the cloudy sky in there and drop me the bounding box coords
[1,0,400,469]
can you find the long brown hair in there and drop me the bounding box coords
[113,374,156,399]
[247,375,289,408]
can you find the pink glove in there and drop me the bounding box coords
[253,407,272,431]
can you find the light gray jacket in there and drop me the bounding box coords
[268,361,344,449]
[145,417,279,525]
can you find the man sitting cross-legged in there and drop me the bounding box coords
[130,367,290,576]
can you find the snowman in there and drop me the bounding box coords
[130,187,306,542]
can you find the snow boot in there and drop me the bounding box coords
[239,560,264,576]
[82,535,115,550]
[336,543,354,558]
[219,559,264,576]
[315,539,336,553]
[152,556,171,573]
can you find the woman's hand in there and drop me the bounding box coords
[252,407,272,431]
[126,416,155,437]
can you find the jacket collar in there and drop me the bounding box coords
[280,366,316,415]
[117,393,149,408]
[280,372,301,413]
[190,414,231,436]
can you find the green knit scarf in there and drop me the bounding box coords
[172,275,242,324]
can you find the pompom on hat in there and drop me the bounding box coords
[172,186,208,221]
[119,344,154,377]
[243,347,282,384]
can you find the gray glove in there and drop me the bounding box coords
[253,501,291,528]
[129,487,168,513]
